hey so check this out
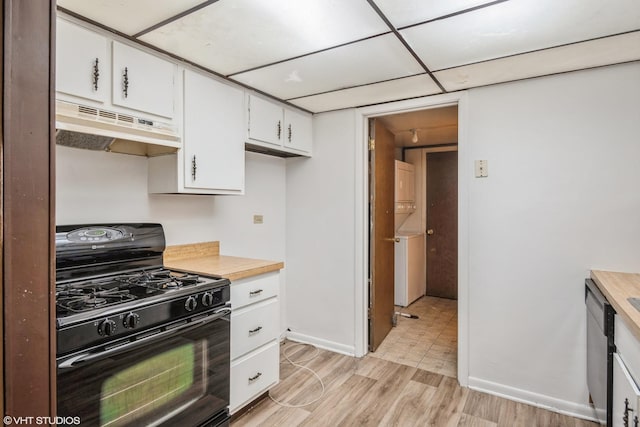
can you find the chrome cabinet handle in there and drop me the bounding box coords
[191,155,197,181]
[92,58,100,91]
[288,124,292,142]
[277,120,282,139]
[249,289,263,296]
[248,326,262,335]
[248,372,262,383]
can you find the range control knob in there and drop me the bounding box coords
[185,296,198,312]
[123,312,140,329]
[202,292,214,307]
[98,319,117,336]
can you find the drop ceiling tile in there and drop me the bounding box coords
[434,32,640,91]
[288,74,441,113]
[139,0,389,76]
[231,34,424,100]
[372,0,499,28]
[401,0,640,71]
[57,0,204,35]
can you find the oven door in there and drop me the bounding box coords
[57,307,230,427]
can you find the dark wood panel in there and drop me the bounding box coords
[3,0,56,418]
[426,151,458,299]
[369,119,395,351]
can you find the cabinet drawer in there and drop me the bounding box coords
[231,272,279,309]
[616,316,640,382]
[613,353,640,427]
[231,298,279,359]
[230,341,279,413]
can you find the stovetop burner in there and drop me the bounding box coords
[56,268,205,315]
[120,269,202,290]
[57,286,136,313]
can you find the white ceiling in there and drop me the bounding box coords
[57,0,640,114]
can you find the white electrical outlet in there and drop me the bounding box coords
[474,160,488,178]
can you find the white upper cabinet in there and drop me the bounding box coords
[246,94,312,156]
[56,19,108,103]
[148,68,245,195]
[183,69,245,193]
[284,108,312,154]
[111,41,176,119]
[247,95,284,147]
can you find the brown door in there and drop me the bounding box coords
[426,151,458,299]
[368,118,396,351]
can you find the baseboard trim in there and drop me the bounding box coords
[285,331,355,356]
[468,376,598,422]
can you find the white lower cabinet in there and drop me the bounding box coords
[230,341,280,413]
[613,353,640,427]
[229,272,280,413]
[613,317,640,427]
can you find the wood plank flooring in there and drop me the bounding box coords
[231,342,598,427]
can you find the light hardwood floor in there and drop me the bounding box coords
[231,341,598,427]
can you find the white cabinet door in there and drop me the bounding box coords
[183,70,244,192]
[56,19,108,103]
[112,41,176,118]
[247,95,283,147]
[613,353,640,427]
[284,108,313,154]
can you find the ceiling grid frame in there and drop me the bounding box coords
[55,0,640,113]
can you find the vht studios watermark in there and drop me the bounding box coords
[3,416,81,425]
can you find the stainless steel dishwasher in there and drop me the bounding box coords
[586,278,616,426]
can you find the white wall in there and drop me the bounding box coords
[285,110,358,354]
[56,148,285,258]
[465,62,640,413]
[286,62,640,416]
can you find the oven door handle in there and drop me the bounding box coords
[58,307,231,370]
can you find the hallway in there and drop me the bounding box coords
[372,296,458,377]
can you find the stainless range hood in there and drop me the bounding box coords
[55,100,181,156]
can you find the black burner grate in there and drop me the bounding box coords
[56,269,203,315]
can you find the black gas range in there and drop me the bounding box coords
[55,223,231,427]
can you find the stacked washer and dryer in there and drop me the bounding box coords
[394,160,426,307]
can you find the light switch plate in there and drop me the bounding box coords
[253,214,264,224]
[475,160,488,178]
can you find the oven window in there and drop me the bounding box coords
[100,341,206,427]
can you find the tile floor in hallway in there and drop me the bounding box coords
[371,295,458,377]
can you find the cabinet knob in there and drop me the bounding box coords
[427,229,434,235]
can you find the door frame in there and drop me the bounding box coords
[354,91,470,386]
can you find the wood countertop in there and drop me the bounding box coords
[591,270,640,341]
[164,241,284,282]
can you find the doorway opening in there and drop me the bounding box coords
[367,105,460,378]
